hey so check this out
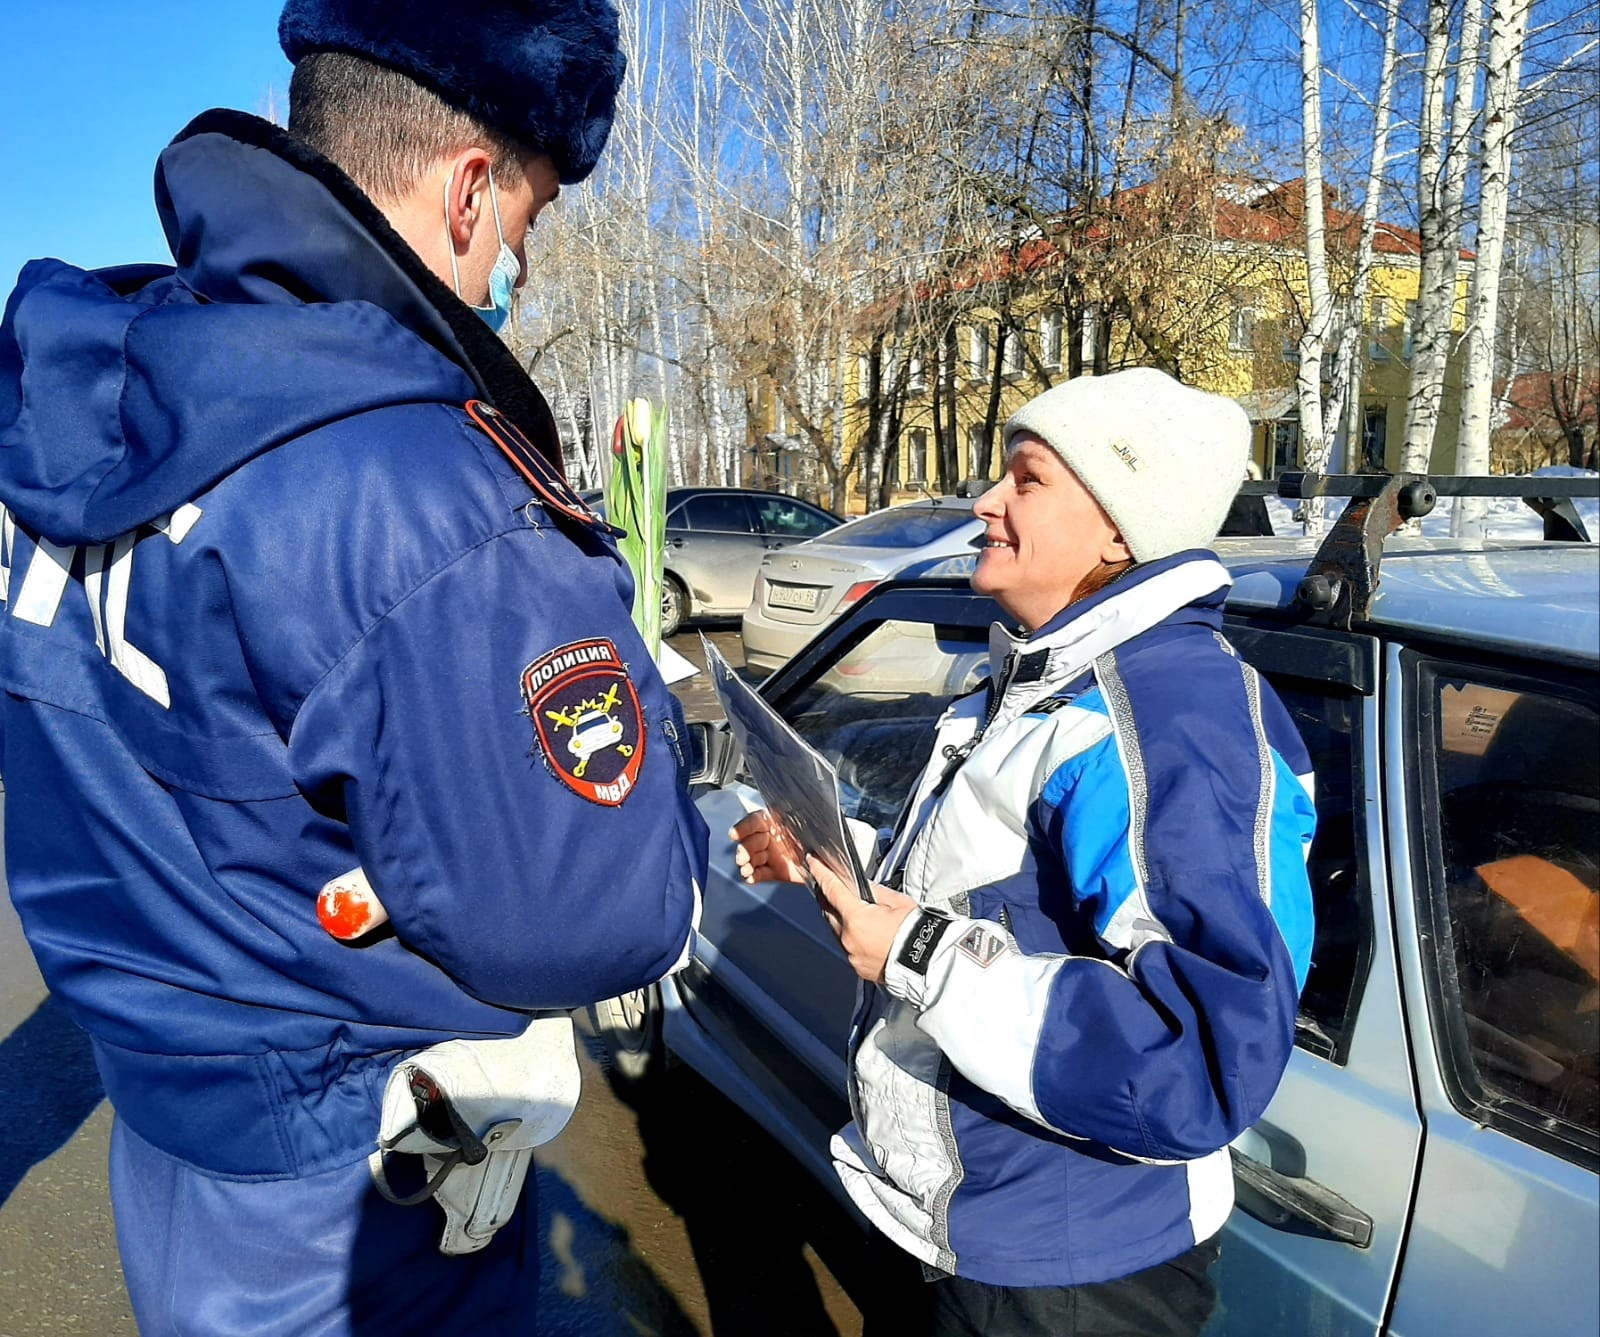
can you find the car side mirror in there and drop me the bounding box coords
[686,720,740,790]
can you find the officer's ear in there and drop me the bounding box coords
[443,149,496,250]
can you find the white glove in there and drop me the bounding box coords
[369,1014,580,1255]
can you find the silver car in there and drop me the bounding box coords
[660,488,839,637]
[602,473,1600,1336]
[741,497,984,674]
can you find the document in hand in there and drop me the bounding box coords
[701,637,875,903]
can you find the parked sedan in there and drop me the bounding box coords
[602,486,1600,1335]
[741,497,984,674]
[660,488,840,637]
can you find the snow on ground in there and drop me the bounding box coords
[1264,467,1599,542]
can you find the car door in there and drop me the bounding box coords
[668,493,762,616]
[1204,621,1425,1337]
[686,589,994,1176]
[1384,650,1599,1337]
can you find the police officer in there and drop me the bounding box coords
[0,2,704,1331]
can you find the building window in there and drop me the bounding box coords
[908,429,928,484]
[1039,310,1063,369]
[1362,406,1388,470]
[1272,419,1300,477]
[1403,300,1418,361]
[856,352,871,402]
[908,354,927,393]
[965,424,985,475]
[1080,307,1099,366]
[1370,297,1391,362]
[969,325,991,380]
[1229,304,1258,353]
[1002,324,1026,378]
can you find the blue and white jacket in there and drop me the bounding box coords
[0,112,705,1181]
[833,553,1316,1287]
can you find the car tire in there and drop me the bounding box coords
[660,575,688,640]
[587,984,665,1090]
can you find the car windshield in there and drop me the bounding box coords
[825,506,975,549]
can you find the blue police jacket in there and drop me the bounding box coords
[0,112,705,1180]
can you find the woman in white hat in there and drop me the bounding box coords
[734,367,1317,1336]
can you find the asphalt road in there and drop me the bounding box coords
[0,628,899,1337]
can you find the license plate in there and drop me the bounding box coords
[767,582,821,611]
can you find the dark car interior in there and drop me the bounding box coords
[1437,686,1599,1139]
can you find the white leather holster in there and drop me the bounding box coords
[369,1014,581,1256]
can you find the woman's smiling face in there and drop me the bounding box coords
[971,434,1131,631]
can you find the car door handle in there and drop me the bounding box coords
[669,537,685,548]
[1229,1147,1373,1249]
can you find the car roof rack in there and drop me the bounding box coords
[1240,471,1599,630]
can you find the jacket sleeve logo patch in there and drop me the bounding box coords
[522,639,645,806]
[956,925,1008,968]
[895,910,953,977]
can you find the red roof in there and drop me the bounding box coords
[1102,176,1474,262]
[902,174,1473,310]
[1500,369,1599,432]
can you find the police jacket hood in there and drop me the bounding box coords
[0,109,561,544]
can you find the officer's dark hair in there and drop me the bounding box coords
[288,51,524,203]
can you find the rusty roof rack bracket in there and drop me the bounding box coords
[1274,471,1598,630]
[1281,472,1435,629]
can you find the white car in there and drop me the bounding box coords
[741,497,983,674]
[567,710,623,762]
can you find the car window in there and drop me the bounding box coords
[779,619,990,833]
[1261,676,1372,1063]
[825,506,975,549]
[1414,659,1599,1162]
[681,494,757,533]
[752,497,835,538]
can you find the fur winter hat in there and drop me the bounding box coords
[279,0,626,183]
[1003,368,1251,563]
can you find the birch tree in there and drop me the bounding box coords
[1400,0,1487,474]
[1294,0,1337,531]
[1481,4,1599,476]
[1321,0,1402,476]
[671,0,742,484]
[1453,0,1534,533]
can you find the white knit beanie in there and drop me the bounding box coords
[1003,368,1251,563]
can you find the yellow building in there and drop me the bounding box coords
[757,179,1474,509]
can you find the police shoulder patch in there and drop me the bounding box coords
[522,638,645,806]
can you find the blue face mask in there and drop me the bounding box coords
[446,167,520,332]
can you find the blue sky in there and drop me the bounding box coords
[0,1,292,289]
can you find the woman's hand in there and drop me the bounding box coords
[729,812,917,982]
[807,855,917,985]
[729,809,809,885]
